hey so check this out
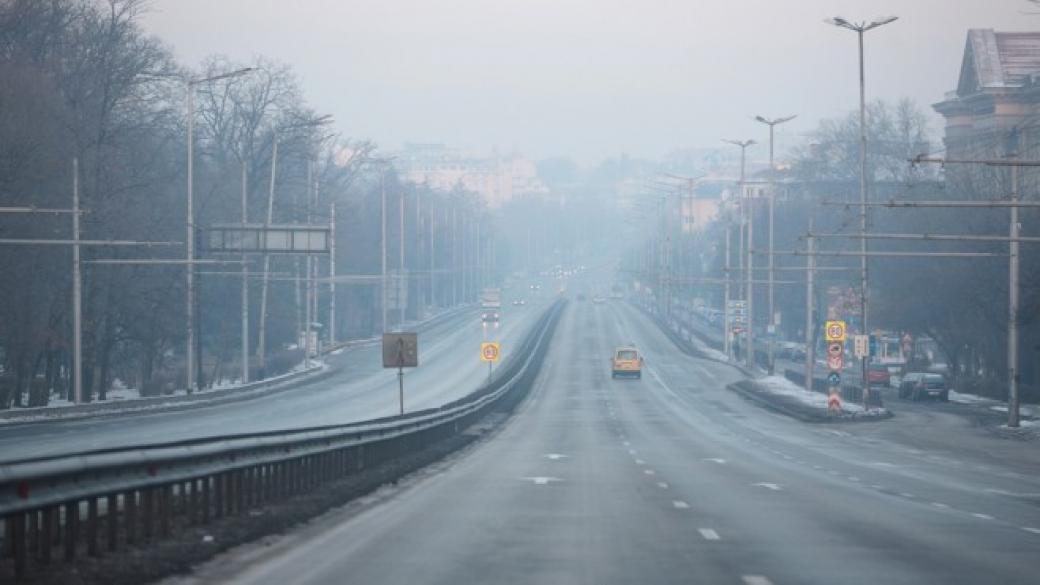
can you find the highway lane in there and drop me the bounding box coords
[0,293,552,462]
[171,298,1040,585]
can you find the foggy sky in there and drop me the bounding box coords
[141,0,1035,164]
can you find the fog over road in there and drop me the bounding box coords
[171,299,1040,585]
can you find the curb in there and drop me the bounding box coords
[727,379,893,424]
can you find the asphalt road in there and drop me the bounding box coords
[0,291,552,462]
[172,296,1040,585]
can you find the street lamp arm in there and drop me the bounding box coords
[189,66,255,86]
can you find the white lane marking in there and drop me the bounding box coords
[698,528,720,541]
[812,465,823,470]
[657,482,669,489]
[742,577,774,585]
[704,458,727,464]
[931,502,950,509]
[971,513,994,520]
[628,449,638,456]
[752,483,782,491]
[622,441,631,447]
[672,500,689,509]
[635,459,645,465]
[848,476,861,482]
[828,470,841,475]
[644,469,656,476]
[522,476,562,485]
[901,493,916,499]
[1022,527,1040,535]
[544,453,568,460]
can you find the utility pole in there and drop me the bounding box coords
[257,136,277,378]
[399,184,405,327]
[805,213,815,393]
[901,153,1040,426]
[755,114,797,374]
[724,220,732,360]
[241,164,250,383]
[329,200,336,346]
[381,167,388,332]
[72,158,83,404]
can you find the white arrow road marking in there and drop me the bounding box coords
[522,476,562,485]
[752,483,782,491]
[704,458,727,464]
[698,528,720,541]
[544,453,568,460]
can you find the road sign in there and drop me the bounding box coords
[827,372,841,386]
[481,342,501,362]
[827,342,843,358]
[827,354,844,371]
[853,335,869,358]
[382,332,418,368]
[869,334,878,356]
[827,390,842,413]
[825,320,846,342]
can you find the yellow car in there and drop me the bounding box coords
[611,346,643,379]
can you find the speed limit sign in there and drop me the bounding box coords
[480,342,500,362]
[825,320,846,342]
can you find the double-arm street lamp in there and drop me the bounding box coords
[723,139,756,368]
[754,114,796,374]
[826,15,898,394]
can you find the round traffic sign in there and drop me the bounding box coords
[481,342,500,362]
[827,323,844,339]
[827,354,844,371]
[827,342,843,357]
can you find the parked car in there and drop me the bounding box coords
[867,363,891,388]
[898,372,948,401]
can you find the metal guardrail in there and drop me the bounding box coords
[0,300,563,579]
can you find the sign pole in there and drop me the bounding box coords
[398,365,404,415]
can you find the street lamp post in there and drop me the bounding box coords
[827,15,898,402]
[186,66,254,393]
[724,139,756,368]
[754,114,797,374]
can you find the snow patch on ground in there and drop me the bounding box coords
[757,375,865,413]
[948,390,991,405]
[688,334,729,362]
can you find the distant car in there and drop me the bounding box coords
[898,372,948,401]
[512,299,525,306]
[611,346,643,379]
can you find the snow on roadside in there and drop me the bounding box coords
[948,390,992,405]
[688,333,729,362]
[757,375,865,413]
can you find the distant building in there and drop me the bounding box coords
[933,29,1040,159]
[394,143,549,208]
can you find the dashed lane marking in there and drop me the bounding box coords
[521,476,562,485]
[704,458,727,464]
[931,502,950,509]
[644,469,656,476]
[1022,527,1040,535]
[972,513,994,520]
[635,459,645,465]
[657,482,669,489]
[672,500,689,509]
[901,493,916,499]
[742,577,774,585]
[698,528,721,541]
[752,483,782,491]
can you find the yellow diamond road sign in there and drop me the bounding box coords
[825,320,847,342]
[481,342,501,362]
